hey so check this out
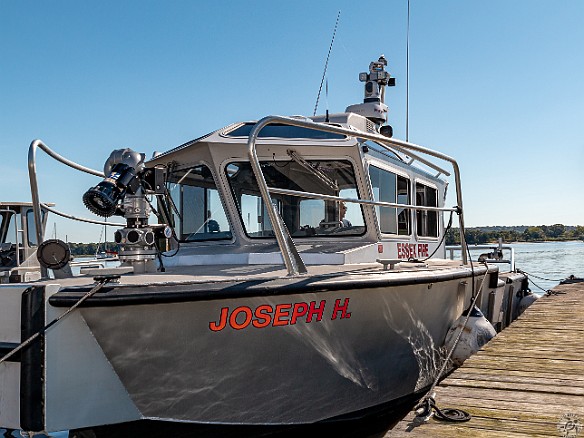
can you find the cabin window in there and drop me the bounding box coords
[166,164,232,242]
[368,165,410,235]
[0,211,16,244]
[226,123,346,140]
[416,183,439,237]
[226,159,365,238]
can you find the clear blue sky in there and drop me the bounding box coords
[2,1,583,242]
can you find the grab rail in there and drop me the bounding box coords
[268,187,458,213]
[446,244,516,272]
[247,116,468,276]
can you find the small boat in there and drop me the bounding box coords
[0,56,529,436]
[0,202,53,284]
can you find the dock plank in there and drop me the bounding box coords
[387,283,584,436]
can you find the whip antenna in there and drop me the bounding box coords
[406,0,410,141]
[313,10,341,117]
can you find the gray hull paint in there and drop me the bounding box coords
[79,279,468,425]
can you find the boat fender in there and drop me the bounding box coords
[518,292,539,315]
[444,305,496,367]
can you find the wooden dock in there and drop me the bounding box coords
[388,282,584,437]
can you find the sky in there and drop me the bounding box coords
[1,0,584,242]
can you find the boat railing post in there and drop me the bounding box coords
[247,119,308,276]
[28,139,106,278]
[246,116,469,268]
[28,140,47,278]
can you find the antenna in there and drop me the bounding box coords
[314,10,341,117]
[406,0,410,142]
[325,78,329,122]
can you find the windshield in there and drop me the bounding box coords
[167,164,232,242]
[226,159,365,238]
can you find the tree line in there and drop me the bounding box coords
[68,243,120,256]
[446,224,584,245]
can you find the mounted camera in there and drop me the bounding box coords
[345,55,395,131]
[83,149,169,273]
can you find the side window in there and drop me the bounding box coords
[1,212,13,244]
[368,165,411,235]
[416,183,438,237]
[26,209,45,246]
[167,165,232,242]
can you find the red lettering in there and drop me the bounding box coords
[252,304,273,328]
[229,306,253,330]
[209,307,229,332]
[307,300,326,322]
[418,244,429,257]
[331,298,351,320]
[290,302,308,325]
[397,243,403,258]
[273,303,292,326]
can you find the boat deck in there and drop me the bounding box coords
[39,258,468,289]
[388,281,584,437]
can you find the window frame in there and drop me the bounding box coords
[367,162,412,237]
[166,163,234,243]
[224,158,367,239]
[414,179,440,239]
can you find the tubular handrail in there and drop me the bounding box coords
[28,139,106,273]
[446,244,515,272]
[41,203,125,227]
[388,144,450,177]
[267,187,457,213]
[248,115,468,276]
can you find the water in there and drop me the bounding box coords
[461,240,584,294]
[509,241,584,292]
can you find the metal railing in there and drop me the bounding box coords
[247,115,468,276]
[446,244,516,272]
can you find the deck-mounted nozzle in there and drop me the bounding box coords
[83,149,168,273]
[345,55,395,131]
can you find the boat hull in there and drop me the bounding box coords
[59,275,472,426]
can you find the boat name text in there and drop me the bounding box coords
[397,243,429,259]
[209,298,352,332]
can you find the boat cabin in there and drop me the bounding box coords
[148,112,449,269]
[0,202,51,283]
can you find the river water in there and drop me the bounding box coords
[465,240,584,294]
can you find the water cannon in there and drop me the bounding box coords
[83,149,169,273]
[83,149,146,217]
[346,55,395,130]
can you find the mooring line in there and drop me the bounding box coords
[0,277,111,365]
[414,261,489,423]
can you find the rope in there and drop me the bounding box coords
[0,277,111,365]
[414,228,489,423]
[420,210,454,262]
[516,269,566,295]
[313,10,340,116]
[517,269,564,282]
[415,396,471,422]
